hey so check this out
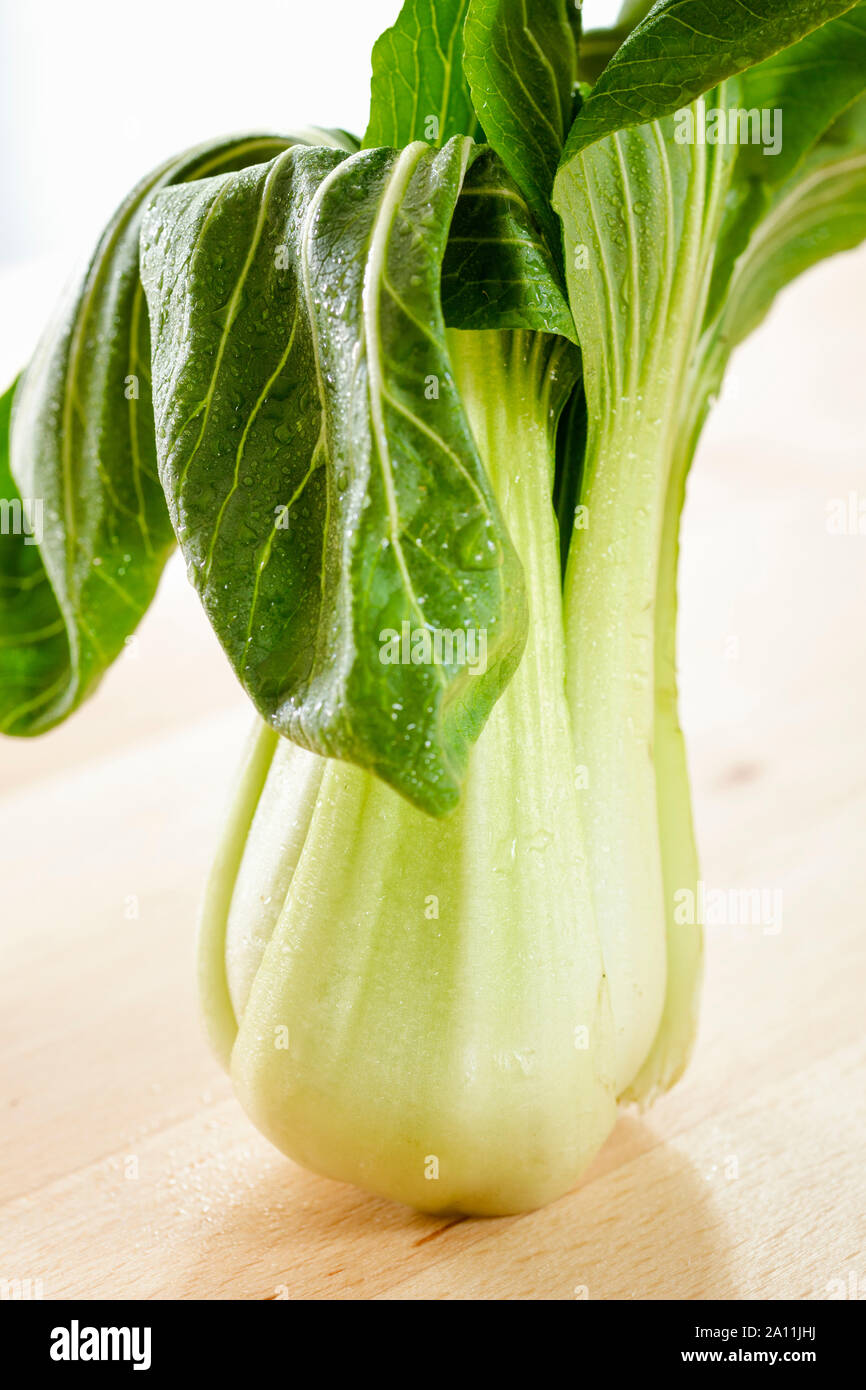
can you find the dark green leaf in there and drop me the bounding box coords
[2,133,312,737]
[464,0,581,254]
[704,6,866,327]
[736,1,866,183]
[441,148,577,338]
[140,138,527,817]
[563,0,861,158]
[363,0,480,148]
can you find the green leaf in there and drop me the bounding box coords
[364,1,577,339]
[2,133,315,737]
[715,134,866,349]
[0,377,70,732]
[563,0,861,158]
[363,0,480,148]
[441,148,577,338]
[735,1,866,183]
[464,0,581,254]
[704,45,866,332]
[140,137,528,817]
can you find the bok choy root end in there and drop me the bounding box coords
[198,333,620,1215]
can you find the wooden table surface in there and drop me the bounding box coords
[1,249,864,1301]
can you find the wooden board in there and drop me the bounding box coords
[1,248,865,1300]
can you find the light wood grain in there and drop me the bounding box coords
[1,248,864,1300]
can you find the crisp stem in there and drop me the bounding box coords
[216,330,617,1215]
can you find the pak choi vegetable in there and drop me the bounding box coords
[2,0,865,1214]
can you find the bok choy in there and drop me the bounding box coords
[2,0,865,1214]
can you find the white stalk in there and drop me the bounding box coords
[197,330,617,1214]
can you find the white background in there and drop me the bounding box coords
[0,1,622,261]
